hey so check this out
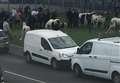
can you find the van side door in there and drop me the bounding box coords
[40,37,53,64]
[92,43,111,78]
[31,37,52,64]
[77,42,95,75]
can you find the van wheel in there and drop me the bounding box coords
[112,73,120,83]
[51,59,59,70]
[74,64,82,77]
[25,52,32,63]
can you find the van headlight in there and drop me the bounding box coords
[59,53,68,58]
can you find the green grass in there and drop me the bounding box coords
[63,25,102,45]
[9,24,23,46]
[9,14,114,46]
[9,14,112,46]
[9,24,104,46]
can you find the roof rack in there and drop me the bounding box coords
[97,32,120,41]
[114,41,120,43]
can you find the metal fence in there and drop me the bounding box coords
[0,0,120,11]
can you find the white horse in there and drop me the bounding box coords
[45,19,65,30]
[31,10,39,16]
[110,17,120,27]
[20,22,30,40]
[79,13,91,24]
[91,14,106,27]
[106,17,120,33]
[45,19,55,29]
[79,13,91,18]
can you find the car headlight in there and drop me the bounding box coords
[59,53,68,58]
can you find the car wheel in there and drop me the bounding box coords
[74,64,82,77]
[25,52,32,63]
[112,73,120,83]
[51,59,59,70]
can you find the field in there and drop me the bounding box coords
[9,14,114,46]
[9,24,105,46]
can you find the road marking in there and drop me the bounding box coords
[4,71,46,83]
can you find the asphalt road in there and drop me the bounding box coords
[0,51,112,83]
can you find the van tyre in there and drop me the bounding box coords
[112,73,120,83]
[25,52,32,63]
[74,64,83,77]
[51,59,59,70]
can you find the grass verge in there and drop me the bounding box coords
[9,24,103,46]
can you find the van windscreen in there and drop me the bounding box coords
[48,36,77,49]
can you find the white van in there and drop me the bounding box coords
[71,37,120,83]
[24,29,79,69]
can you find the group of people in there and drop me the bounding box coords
[66,8,120,35]
[10,6,57,30]
[0,6,107,32]
[0,6,61,40]
[0,6,59,30]
[66,9,107,33]
[0,6,120,40]
[66,9,79,28]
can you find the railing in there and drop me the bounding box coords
[0,0,119,9]
[98,32,120,40]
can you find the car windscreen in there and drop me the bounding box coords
[48,36,77,49]
[0,31,6,37]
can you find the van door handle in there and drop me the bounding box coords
[94,56,97,59]
[40,49,42,51]
[89,56,92,58]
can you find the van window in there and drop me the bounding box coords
[48,36,77,49]
[41,38,52,51]
[78,42,93,54]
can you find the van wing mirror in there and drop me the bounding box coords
[77,48,81,54]
[42,48,52,51]
[47,48,52,51]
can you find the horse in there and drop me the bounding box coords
[20,22,30,40]
[45,19,65,30]
[106,17,120,34]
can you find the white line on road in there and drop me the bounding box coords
[4,71,47,83]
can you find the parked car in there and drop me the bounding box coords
[71,37,120,83]
[0,29,9,53]
[24,29,79,69]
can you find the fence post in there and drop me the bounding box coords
[8,0,10,11]
[62,0,65,11]
[21,0,24,9]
